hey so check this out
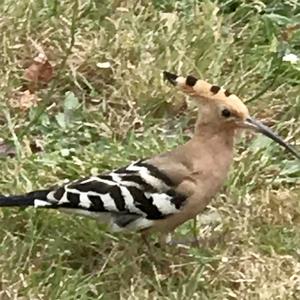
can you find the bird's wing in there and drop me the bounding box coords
[36,159,187,231]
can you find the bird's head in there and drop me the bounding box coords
[164,71,299,160]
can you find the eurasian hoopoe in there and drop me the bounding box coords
[0,71,299,235]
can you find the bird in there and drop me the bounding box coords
[0,71,299,238]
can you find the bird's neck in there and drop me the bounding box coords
[147,122,236,189]
[174,124,235,195]
[193,122,236,145]
[184,124,235,167]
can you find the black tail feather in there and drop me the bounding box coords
[0,189,51,207]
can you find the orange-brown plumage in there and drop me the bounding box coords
[146,71,299,233]
[0,71,298,242]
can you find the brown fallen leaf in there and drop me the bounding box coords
[24,53,53,91]
[9,90,40,111]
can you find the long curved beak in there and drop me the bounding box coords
[245,117,300,160]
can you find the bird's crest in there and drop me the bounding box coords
[163,71,249,119]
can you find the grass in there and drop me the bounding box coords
[0,0,299,298]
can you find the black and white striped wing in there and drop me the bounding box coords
[35,160,186,231]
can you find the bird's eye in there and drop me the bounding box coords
[221,108,231,118]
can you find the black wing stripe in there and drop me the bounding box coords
[109,185,126,211]
[99,175,114,181]
[127,186,164,219]
[66,192,80,206]
[71,181,112,194]
[167,190,187,209]
[121,174,154,190]
[136,161,174,187]
[114,166,137,174]
[88,195,107,212]
[43,160,186,224]
[53,187,65,201]
[56,192,80,208]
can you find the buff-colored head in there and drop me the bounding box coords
[164,71,300,160]
[163,71,250,128]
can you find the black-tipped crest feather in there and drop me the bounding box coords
[163,71,178,85]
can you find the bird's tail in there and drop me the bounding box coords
[0,189,53,208]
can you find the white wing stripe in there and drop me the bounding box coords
[34,199,52,207]
[79,193,92,208]
[80,176,116,186]
[58,192,70,205]
[101,193,118,211]
[126,163,169,190]
[119,186,145,215]
[150,193,179,215]
[119,181,141,188]
[138,170,168,190]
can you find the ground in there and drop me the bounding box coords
[0,0,299,299]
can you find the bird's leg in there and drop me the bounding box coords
[158,233,172,248]
[140,232,169,267]
[164,220,201,248]
[140,231,172,249]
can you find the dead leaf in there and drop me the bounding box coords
[281,24,300,42]
[9,90,40,111]
[0,139,16,157]
[24,53,53,91]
